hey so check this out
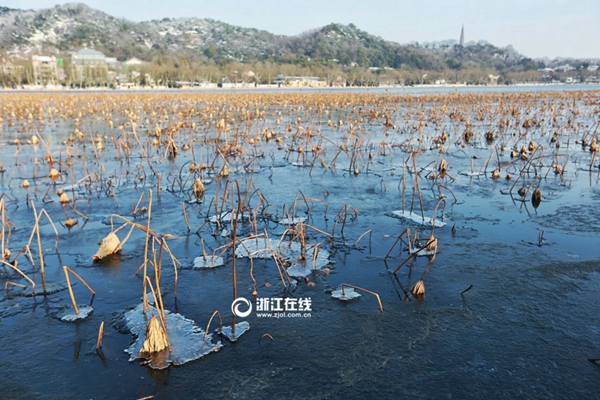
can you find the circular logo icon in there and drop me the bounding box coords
[231,297,252,318]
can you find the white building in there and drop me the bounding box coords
[32,55,59,86]
[71,48,108,84]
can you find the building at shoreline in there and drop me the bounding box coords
[272,75,326,88]
[0,60,25,86]
[32,55,59,86]
[459,24,465,47]
[71,48,108,85]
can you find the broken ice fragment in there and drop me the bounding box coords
[279,217,307,225]
[331,287,361,301]
[391,210,446,227]
[218,321,250,342]
[125,303,222,370]
[60,305,93,321]
[193,256,224,269]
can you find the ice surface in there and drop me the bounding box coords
[410,248,436,257]
[235,237,330,277]
[391,210,447,227]
[458,171,484,177]
[331,287,361,301]
[219,321,250,342]
[124,303,222,369]
[235,237,278,259]
[286,246,331,278]
[208,210,244,223]
[60,305,94,321]
[23,282,67,297]
[279,217,307,225]
[193,256,225,269]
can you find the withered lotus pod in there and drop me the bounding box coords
[139,316,169,355]
[221,165,229,177]
[65,218,78,228]
[531,188,542,209]
[50,168,60,182]
[438,159,448,173]
[59,192,70,204]
[93,232,121,262]
[426,235,437,252]
[193,178,205,199]
[411,280,426,299]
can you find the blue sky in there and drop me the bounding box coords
[5,0,599,59]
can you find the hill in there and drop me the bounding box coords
[0,3,526,70]
[0,3,596,86]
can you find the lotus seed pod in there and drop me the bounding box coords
[139,316,169,355]
[93,232,121,262]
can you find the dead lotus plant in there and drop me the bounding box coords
[92,227,133,262]
[193,178,206,200]
[139,316,169,355]
[411,280,426,299]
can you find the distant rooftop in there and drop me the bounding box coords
[33,55,54,62]
[123,57,144,65]
[74,48,106,58]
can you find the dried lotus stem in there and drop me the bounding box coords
[63,266,79,315]
[182,202,190,232]
[96,321,105,350]
[353,229,372,247]
[393,238,436,275]
[204,310,223,343]
[341,283,384,312]
[1,259,35,295]
[385,228,411,261]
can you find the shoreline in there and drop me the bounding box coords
[3,82,599,93]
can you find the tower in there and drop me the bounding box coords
[459,24,465,47]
